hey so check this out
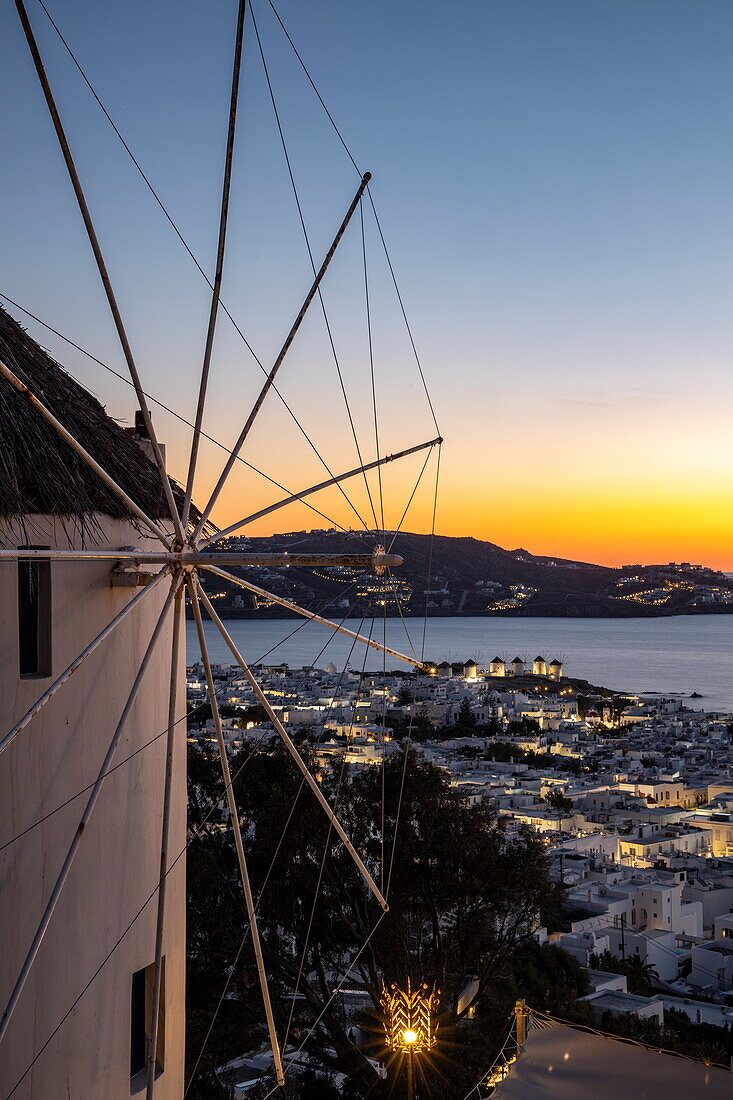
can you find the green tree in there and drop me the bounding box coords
[411,705,434,740]
[486,740,525,764]
[457,696,477,728]
[190,701,243,725]
[506,717,541,735]
[543,788,574,814]
[576,695,592,720]
[507,940,591,1018]
[623,954,658,996]
[589,950,658,996]
[236,702,270,727]
[383,712,406,739]
[477,715,502,737]
[186,744,556,1097]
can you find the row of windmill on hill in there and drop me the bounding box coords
[430,656,565,679]
[489,655,565,679]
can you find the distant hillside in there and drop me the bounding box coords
[197,530,733,618]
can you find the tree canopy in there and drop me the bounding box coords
[186,743,559,1097]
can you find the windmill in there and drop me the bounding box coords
[0,1,441,1096]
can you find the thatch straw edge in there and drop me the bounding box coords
[0,305,205,540]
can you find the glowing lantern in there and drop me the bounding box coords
[381,978,440,1053]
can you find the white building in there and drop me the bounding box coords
[689,913,733,991]
[0,309,185,1098]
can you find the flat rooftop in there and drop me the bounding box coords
[589,991,660,1012]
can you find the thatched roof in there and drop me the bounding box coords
[0,305,192,527]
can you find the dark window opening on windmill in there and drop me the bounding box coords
[130,960,165,1087]
[18,547,52,678]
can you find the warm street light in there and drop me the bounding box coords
[381,979,439,1100]
[381,978,440,1053]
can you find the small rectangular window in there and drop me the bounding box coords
[130,969,147,1077]
[18,547,52,678]
[130,960,165,1086]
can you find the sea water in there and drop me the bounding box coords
[187,614,733,713]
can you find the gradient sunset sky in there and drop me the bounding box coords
[2,0,732,567]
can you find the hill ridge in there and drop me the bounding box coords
[200,529,733,619]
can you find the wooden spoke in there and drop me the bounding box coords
[191,173,373,544]
[199,436,442,547]
[146,586,183,1098]
[188,578,285,1086]
[13,0,186,545]
[182,0,247,533]
[199,563,425,669]
[193,579,389,911]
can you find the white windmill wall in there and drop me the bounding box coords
[0,515,186,1099]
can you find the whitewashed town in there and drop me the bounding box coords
[188,647,733,1062]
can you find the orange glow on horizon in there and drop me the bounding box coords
[179,396,733,574]
[431,482,733,571]
[199,467,733,572]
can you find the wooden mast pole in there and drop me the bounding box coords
[194,579,389,911]
[146,586,183,1098]
[192,172,372,543]
[182,0,248,532]
[199,435,441,547]
[188,578,285,1086]
[0,550,404,568]
[200,563,425,669]
[13,0,186,547]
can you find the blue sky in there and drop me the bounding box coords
[3,1,733,564]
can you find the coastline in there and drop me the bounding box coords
[187,606,733,620]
